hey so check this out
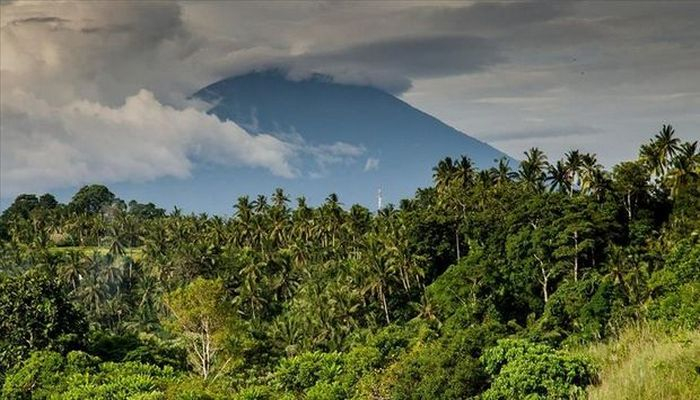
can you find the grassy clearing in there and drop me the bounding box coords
[584,322,700,400]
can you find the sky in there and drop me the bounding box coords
[1,0,699,205]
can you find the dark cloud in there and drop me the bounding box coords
[420,1,571,32]
[10,16,69,25]
[310,34,503,79]
[488,125,603,142]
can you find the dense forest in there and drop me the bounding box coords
[0,125,698,399]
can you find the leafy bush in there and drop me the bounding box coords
[480,339,597,400]
[2,351,65,400]
[0,271,87,372]
[2,350,180,400]
[647,239,700,328]
[272,351,344,393]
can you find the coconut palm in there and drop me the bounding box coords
[654,124,681,173]
[564,150,582,195]
[272,187,290,210]
[519,147,549,192]
[432,157,456,192]
[580,153,602,195]
[454,156,476,189]
[547,160,571,193]
[493,157,518,186]
[667,141,699,196]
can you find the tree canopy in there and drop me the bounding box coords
[1,124,698,399]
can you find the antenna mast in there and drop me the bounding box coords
[377,188,382,211]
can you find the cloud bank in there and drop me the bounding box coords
[1,89,297,195]
[0,1,370,198]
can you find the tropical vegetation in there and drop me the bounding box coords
[1,125,698,399]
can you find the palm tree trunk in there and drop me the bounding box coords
[455,229,461,261]
[626,191,633,220]
[573,231,579,282]
[380,286,390,324]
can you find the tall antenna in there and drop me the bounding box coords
[377,188,382,211]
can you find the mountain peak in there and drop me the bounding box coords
[187,71,513,209]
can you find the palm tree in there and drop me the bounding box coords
[432,157,456,193]
[667,141,699,196]
[454,156,475,189]
[101,256,124,287]
[477,170,495,191]
[564,150,582,195]
[360,234,396,324]
[272,188,290,210]
[654,124,681,174]
[579,153,602,195]
[130,274,165,331]
[234,196,254,246]
[519,147,549,192]
[493,157,517,186]
[547,160,571,193]
[639,142,662,177]
[58,250,87,291]
[320,194,344,249]
[237,256,268,320]
[587,169,611,201]
[79,274,107,317]
[106,225,126,257]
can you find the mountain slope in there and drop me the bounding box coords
[43,72,512,214]
[191,71,513,209]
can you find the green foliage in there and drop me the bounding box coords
[2,350,179,400]
[164,278,241,380]
[480,339,597,399]
[87,332,187,370]
[647,239,700,328]
[272,351,344,393]
[68,184,118,214]
[1,351,65,400]
[0,125,698,398]
[0,270,87,372]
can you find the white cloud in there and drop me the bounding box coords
[0,89,296,196]
[303,141,366,178]
[364,158,380,172]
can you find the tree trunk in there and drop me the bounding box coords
[380,286,390,324]
[573,230,579,282]
[542,266,549,303]
[455,229,461,261]
[534,254,550,303]
[626,191,633,220]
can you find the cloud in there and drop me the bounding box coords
[0,1,217,107]
[487,124,603,142]
[0,1,301,198]
[364,158,380,172]
[0,89,297,196]
[287,35,502,94]
[1,0,699,196]
[301,141,366,178]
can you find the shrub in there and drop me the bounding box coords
[1,351,65,400]
[480,339,596,400]
[272,351,344,393]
